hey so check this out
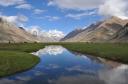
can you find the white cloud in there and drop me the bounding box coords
[99,64,128,84]
[0,14,28,26]
[34,9,45,14]
[99,0,128,19]
[48,0,128,19]
[0,0,33,10]
[45,16,60,21]
[0,0,25,6]
[16,3,32,10]
[48,0,104,10]
[1,16,17,22]
[18,14,28,22]
[47,1,55,6]
[66,11,96,20]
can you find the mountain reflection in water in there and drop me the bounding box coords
[0,46,128,84]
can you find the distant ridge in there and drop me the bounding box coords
[61,16,128,42]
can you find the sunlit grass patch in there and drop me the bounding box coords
[0,51,40,77]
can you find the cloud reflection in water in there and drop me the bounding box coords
[32,46,65,56]
[99,64,128,84]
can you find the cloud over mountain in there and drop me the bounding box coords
[0,14,28,26]
[27,26,65,42]
[99,0,128,19]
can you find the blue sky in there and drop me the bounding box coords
[0,0,128,34]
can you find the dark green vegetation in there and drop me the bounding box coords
[0,43,45,77]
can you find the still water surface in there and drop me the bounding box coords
[0,45,128,84]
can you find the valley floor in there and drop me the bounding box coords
[0,42,128,77]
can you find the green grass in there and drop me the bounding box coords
[0,43,45,52]
[0,43,45,77]
[60,42,128,64]
[0,51,39,77]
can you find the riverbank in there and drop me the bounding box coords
[0,43,45,77]
[60,43,128,64]
[42,42,128,63]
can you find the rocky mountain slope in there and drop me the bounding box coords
[60,28,84,41]
[111,23,128,42]
[61,16,128,42]
[0,18,39,43]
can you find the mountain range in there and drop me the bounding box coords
[0,16,128,43]
[0,18,39,43]
[0,17,64,43]
[61,16,128,42]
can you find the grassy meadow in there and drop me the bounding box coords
[0,43,45,52]
[60,42,128,64]
[0,43,45,77]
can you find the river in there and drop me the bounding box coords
[0,45,128,84]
